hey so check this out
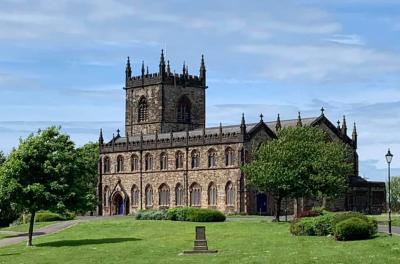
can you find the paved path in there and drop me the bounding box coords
[0,220,80,248]
[378,224,400,235]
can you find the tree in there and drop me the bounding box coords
[72,142,99,214]
[0,127,82,246]
[242,126,353,221]
[389,176,400,212]
[0,151,6,166]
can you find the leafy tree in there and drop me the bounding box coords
[242,126,352,221]
[0,151,6,165]
[0,127,83,246]
[389,176,400,212]
[0,150,20,227]
[72,142,99,214]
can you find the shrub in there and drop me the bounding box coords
[290,214,335,236]
[334,217,372,241]
[166,207,195,221]
[135,210,168,220]
[35,211,65,222]
[332,212,368,227]
[186,208,226,222]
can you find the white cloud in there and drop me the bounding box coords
[235,44,400,81]
[325,34,365,46]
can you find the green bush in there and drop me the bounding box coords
[290,213,335,236]
[135,210,168,220]
[334,217,372,241]
[186,208,226,222]
[166,207,195,221]
[138,207,226,222]
[35,211,65,222]
[332,212,368,227]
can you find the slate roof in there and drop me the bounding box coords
[113,116,319,144]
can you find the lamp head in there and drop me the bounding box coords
[386,149,393,164]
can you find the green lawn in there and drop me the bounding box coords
[0,217,399,264]
[368,214,400,226]
[0,221,59,233]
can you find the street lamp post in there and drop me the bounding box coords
[385,149,393,236]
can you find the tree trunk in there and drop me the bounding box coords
[27,211,35,246]
[275,197,282,222]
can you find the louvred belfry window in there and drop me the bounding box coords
[138,97,148,122]
[177,96,191,123]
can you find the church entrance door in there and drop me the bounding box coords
[256,193,267,215]
[113,193,124,215]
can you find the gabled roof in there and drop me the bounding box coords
[110,115,352,145]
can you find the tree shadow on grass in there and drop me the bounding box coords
[36,237,141,247]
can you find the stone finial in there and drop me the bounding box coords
[320,107,325,116]
[146,66,149,76]
[240,113,246,135]
[219,122,223,135]
[200,54,206,86]
[352,122,357,149]
[276,114,281,131]
[141,61,145,77]
[259,113,264,122]
[116,129,120,137]
[182,61,186,76]
[167,60,171,74]
[337,120,341,130]
[99,128,104,144]
[297,112,302,127]
[159,49,166,78]
[125,56,132,83]
[341,115,347,135]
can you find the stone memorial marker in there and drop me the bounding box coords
[184,226,218,254]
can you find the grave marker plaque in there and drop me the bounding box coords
[184,226,218,254]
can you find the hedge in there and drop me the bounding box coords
[334,217,372,241]
[135,210,168,220]
[35,211,66,222]
[136,207,226,222]
[290,211,377,241]
[290,213,335,236]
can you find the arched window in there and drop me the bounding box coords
[103,186,110,207]
[175,151,184,169]
[131,154,139,171]
[160,152,168,170]
[175,183,184,206]
[131,185,139,207]
[226,181,234,206]
[138,96,148,122]
[103,156,110,173]
[177,96,191,123]
[208,182,217,206]
[208,149,217,168]
[191,150,200,169]
[225,147,235,166]
[159,183,170,207]
[190,182,201,207]
[145,153,153,171]
[117,155,124,172]
[145,185,153,207]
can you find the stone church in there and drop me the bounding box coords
[97,51,386,216]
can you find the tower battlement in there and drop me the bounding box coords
[125,50,206,89]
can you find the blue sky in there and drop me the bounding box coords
[0,0,399,181]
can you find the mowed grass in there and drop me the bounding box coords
[368,214,400,226]
[0,217,400,264]
[0,222,59,233]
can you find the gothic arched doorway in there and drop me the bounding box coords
[113,192,125,215]
[256,193,268,215]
